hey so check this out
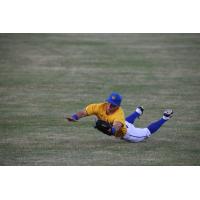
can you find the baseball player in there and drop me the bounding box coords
[66,92,173,142]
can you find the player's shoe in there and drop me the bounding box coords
[136,106,144,116]
[163,109,173,120]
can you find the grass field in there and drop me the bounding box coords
[0,33,200,165]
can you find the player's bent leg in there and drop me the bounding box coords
[123,121,151,142]
[147,118,166,134]
[123,109,173,142]
[125,106,144,124]
[147,109,173,134]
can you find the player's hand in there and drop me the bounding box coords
[64,114,78,122]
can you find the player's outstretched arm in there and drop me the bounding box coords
[65,110,88,122]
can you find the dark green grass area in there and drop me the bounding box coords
[0,33,200,165]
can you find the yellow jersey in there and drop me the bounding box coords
[85,103,127,137]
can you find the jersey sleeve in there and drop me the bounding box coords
[85,103,99,116]
[114,116,125,125]
[113,109,125,125]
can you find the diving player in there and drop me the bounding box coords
[66,92,173,142]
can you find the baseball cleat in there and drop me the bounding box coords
[163,109,173,120]
[136,106,144,116]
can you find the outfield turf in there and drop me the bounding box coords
[0,33,200,165]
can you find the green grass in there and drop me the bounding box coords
[0,33,200,165]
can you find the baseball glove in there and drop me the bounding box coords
[94,120,112,136]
